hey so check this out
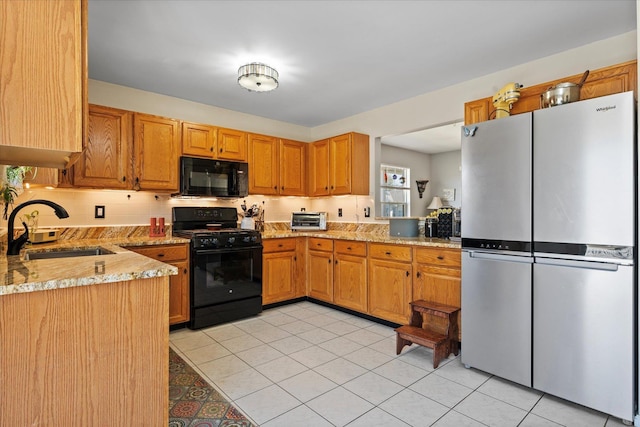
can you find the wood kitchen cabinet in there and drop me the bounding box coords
[464,60,637,125]
[262,238,301,305]
[124,244,190,325]
[248,134,306,196]
[413,247,461,340]
[73,105,133,189]
[368,243,413,324]
[0,276,168,425]
[0,0,86,167]
[309,132,369,196]
[182,121,217,158]
[307,238,334,302]
[133,113,180,191]
[333,240,367,313]
[217,127,247,161]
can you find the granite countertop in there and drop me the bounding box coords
[261,230,461,248]
[0,235,189,296]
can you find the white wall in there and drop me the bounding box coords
[3,31,634,230]
[379,144,432,217]
[430,150,462,209]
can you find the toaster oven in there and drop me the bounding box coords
[291,212,328,231]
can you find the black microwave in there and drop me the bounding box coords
[178,156,248,198]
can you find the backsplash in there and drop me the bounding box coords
[0,187,381,230]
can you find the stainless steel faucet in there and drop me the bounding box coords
[6,199,69,255]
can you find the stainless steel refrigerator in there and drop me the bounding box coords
[461,91,635,422]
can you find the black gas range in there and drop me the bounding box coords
[172,207,263,329]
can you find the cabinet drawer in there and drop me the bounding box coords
[263,238,297,253]
[308,237,333,252]
[126,244,188,262]
[334,240,366,256]
[369,243,412,262]
[414,247,461,268]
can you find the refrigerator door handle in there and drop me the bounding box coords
[467,251,533,264]
[535,257,619,271]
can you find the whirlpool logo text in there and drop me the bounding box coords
[595,105,616,112]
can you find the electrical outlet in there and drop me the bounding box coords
[338,208,343,217]
[301,207,306,212]
[95,205,105,219]
[364,207,370,217]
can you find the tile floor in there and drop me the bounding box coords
[170,301,628,427]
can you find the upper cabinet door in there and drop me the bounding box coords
[133,113,180,191]
[279,139,306,196]
[248,133,279,195]
[182,122,216,158]
[0,0,86,160]
[74,105,132,189]
[330,134,352,195]
[309,139,330,196]
[217,127,247,161]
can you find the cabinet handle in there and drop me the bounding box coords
[157,253,165,257]
[220,148,223,153]
[325,186,328,190]
[294,256,297,261]
[210,147,214,152]
[278,244,283,247]
[406,271,410,277]
[347,247,352,250]
[122,176,126,182]
[327,259,331,264]
[385,251,392,255]
[416,272,421,278]
[335,260,338,264]
[274,186,277,190]
[437,256,444,260]
[183,268,188,274]
[281,186,284,190]
[331,185,334,189]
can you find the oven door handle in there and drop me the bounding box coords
[194,246,262,255]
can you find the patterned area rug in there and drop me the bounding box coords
[169,347,255,427]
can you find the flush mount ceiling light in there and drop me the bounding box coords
[237,62,279,92]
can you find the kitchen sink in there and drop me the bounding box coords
[24,247,115,260]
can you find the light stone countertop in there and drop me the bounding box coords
[0,236,189,296]
[261,230,462,248]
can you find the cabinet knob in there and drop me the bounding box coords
[281,186,284,190]
[385,251,392,255]
[183,268,188,274]
[220,148,223,153]
[335,260,338,265]
[294,256,297,261]
[327,259,331,264]
[437,256,444,260]
[325,186,328,190]
[157,253,165,257]
[416,272,421,278]
[210,147,214,152]
[122,176,126,182]
[331,185,334,189]
[274,186,277,190]
[406,271,410,277]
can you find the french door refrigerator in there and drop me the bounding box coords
[461,91,636,422]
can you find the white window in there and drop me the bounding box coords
[380,164,410,217]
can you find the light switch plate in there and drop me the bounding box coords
[442,188,455,202]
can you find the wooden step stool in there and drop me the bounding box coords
[395,300,460,368]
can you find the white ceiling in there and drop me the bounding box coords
[381,121,465,154]
[88,0,635,131]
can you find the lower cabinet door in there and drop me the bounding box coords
[368,259,411,324]
[308,250,333,302]
[263,251,297,305]
[334,254,367,312]
[169,261,190,325]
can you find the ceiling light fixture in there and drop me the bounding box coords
[237,62,279,92]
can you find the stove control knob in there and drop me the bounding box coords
[228,237,236,245]
[251,236,258,242]
[211,238,219,246]
[243,236,251,243]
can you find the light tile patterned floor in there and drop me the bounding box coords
[170,301,628,427]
